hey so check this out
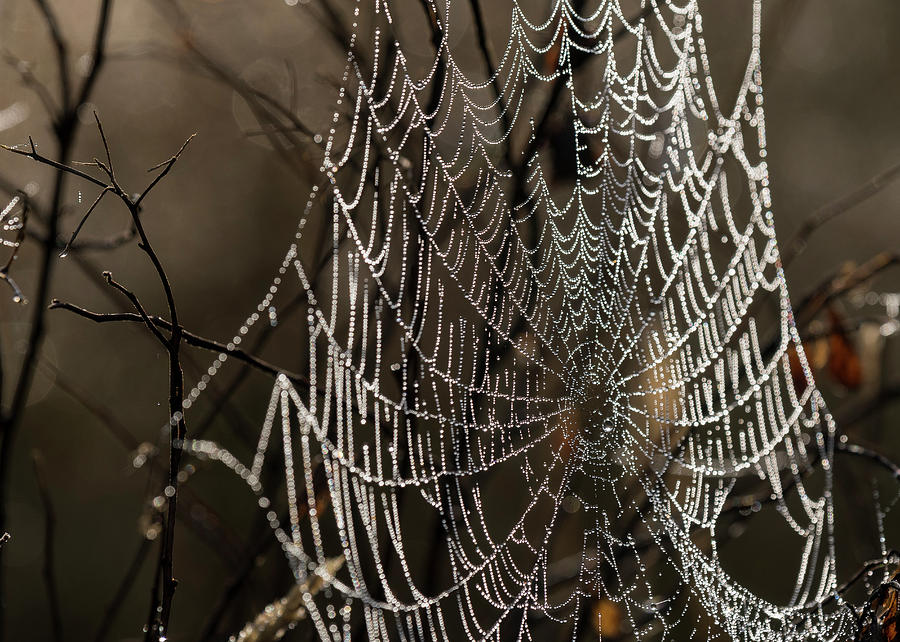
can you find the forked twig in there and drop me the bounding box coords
[47,299,312,389]
[3,118,194,642]
[101,271,169,345]
[136,133,196,208]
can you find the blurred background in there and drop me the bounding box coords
[0,0,898,639]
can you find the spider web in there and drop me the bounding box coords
[183,1,856,639]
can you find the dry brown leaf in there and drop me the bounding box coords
[858,566,900,641]
[826,307,862,390]
[591,598,623,638]
[543,22,567,74]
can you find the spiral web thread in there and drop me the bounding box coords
[182,1,856,639]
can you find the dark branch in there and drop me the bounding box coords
[782,161,900,266]
[31,0,71,114]
[1,139,109,190]
[94,537,153,642]
[135,134,196,207]
[836,441,900,481]
[32,450,63,642]
[48,300,312,389]
[60,187,111,257]
[1,49,58,116]
[101,271,170,346]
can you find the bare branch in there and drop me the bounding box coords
[102,272,170,345]
[782,160,900,266]
[48,300,313,390]
[60,187,112,257]
[73,1,113,115]
[136,133,196,207]
[1,49,58,116]
[31,0,71,113]
[1,140,108,190]
[794,252,899,328]
[230,556,344,642]
[836,441,900,481]
[0,272,25,305]
[826,553,900,606]
[32,450,63,642]
[94,537,152,642]
[6,120,193,640]
[93,112,115,179]
[41,359,139,452]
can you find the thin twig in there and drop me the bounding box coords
[72,1,112,116]
[42,359,139,451]
[60,187,111,256]
[197,518,283,642]
[48,301,312,389]
[94,537,153,642]
[4,116,191,641]
[0,193,28,303]
[836,441,900,481]
[1,139,108,190]
[56,250,263,449]
[135,134,195,207]
[31,0,70,114]
[837,385,900,432]
[40,354,249,573]
[101,272,170,345]
[794,252,899,328]
[823,553,900,607]
[93,112,115,181]
[32,450,63,642]
[782,163,900,266]
[1,49,58,116]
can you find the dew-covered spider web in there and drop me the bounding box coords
[181,1,856,639]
